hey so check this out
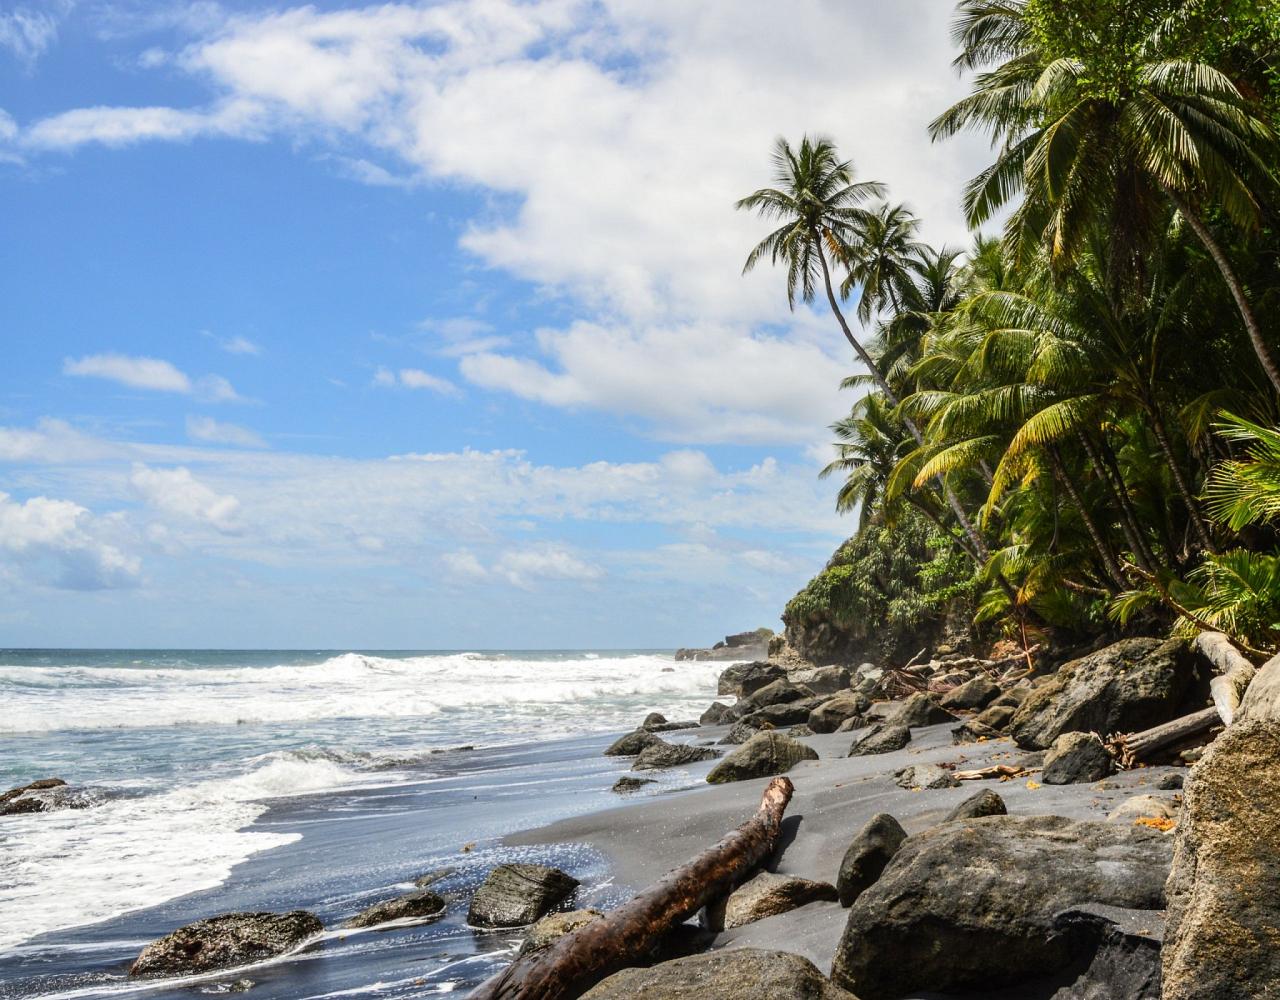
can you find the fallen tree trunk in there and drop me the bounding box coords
[954,763,1027,781]
[1194,631,1257,726]
[1107,708,1221,768]
[470,776,795,1000]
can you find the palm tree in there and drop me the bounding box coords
[737,135,990,558]
[840,202,928,324]
[931,0,1280,393]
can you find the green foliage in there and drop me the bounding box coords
[1204,412,1280,529]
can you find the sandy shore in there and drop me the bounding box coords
[507,720,1181,975]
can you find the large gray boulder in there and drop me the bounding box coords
[632,741,720,771]
[581,948,856,999]
[604,730,663,757]
[1009,637,1195,750]
[130,911,323,977]
[939,676,1001,711]
[742,697,824,728]
[706,731,817,784]
[884,693,957,727]
[790,665,851,695]
[1042,731,1113,785]
[467,864,579,928]
[847,723,910,756]
[344,891,445,929]
[807,693,869,734]
[942,789,1007,822]
[725,680,815,721]
[837,813,906,907]
[722,871,838,929]
[1163,719,1280,999]
[830,815,1171,999]
[717,661,785,698]
[700,702,733,725]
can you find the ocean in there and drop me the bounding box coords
[0,649,729,998]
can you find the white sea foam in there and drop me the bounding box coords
[0,757,367,952]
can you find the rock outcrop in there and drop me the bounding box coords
[677,630,774,663]
[581,948,856,999]
[130,911,323,977]
[467,864,579,928]
[705,732,817,784]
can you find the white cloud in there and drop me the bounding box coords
[373,366,460,395]
[63,354,244,402]
[23,99,265,151]
[129,464,242,534]
[186,416,267,449]
[209,334,261,356]
[441,548,488,581]
[0,4,68,68]
[495,545,604,589]
[0,492,140,590]
[0,418,120,463]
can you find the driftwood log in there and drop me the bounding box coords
[1193,631,1257,726]
[470,776,795,1000]
[1107,708,1221,768]
[954,763,1027,781]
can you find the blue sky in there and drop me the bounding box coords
[0,0,985,648]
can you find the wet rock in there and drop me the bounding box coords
[1163,718,1280,999]
[611,776,656,794]
[1042,731,1113,785]
[894,763,958,790]
[885,693,957,728]
[721,871,838,929]
[1156,773,1184,791]
[344,891,445,929]
[1010,637,1196,750]
[741,697,824,728]
[700,702,732,726]
[413,867,457,888]
[830,815,1171,999]
[0,777,69,815]
[847,723,910,756]
[1107,794,1178,825]
[632,741,721,771]
[603,730,664,757]
[517,908,603,957]
[705,731,817,784]
[717,720,764,745]
[467,864,579,928]
[581,948,856,999]
[808,693,870,734]
[940,676,1001,711]
[716,661,785,698]
[837,813,906,907]
[642,712,668,728]
[943,789,1007,822]
[130,912,323,977]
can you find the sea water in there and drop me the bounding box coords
[0,649,728,998]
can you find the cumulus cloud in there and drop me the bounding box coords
[373,366,460,395]
[186,416,267,449]
[0,492,140,590]
[495,545,604,589]
[129,464,242,534]
[63,354,245,402]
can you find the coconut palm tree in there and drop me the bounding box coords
[931,0,1280,393]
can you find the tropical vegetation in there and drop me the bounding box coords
[740,0,1280,656]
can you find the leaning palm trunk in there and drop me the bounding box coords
[1076,430,1159,573]
[1046,445,1127,590]
[815,240,990,561]
[1142,393,1217,555]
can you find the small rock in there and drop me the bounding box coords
[894,764,959,790]
[632,741,721,771]
[742,697,824,728]
[1157,773,1184,791]
[837,813,906,907]
[642,712,668,728]
[0,777,69,816]
[885,693,958,727]
[699,702,732,726]
[467,864,579,928]
[717,720,763,745]
[413,867,457,888]
[848,723,911,756]
[130,912,323,977]
[611,776,656,794]
[1107,794,1178,825]
[344,891,445,929]
[603,730,663,757]
[940,676,1001,711]
[950,720,1004,743]
[722,871,838,929]
[835,714,870,733]
[581,948,857,999]
[808,692,870,734]
[1042,731,1113,785]
[787,724,814,737]
[789,665,851,694]
[943,789,1007,822]
[705,731,818,784]
[972,703,1016,731]
[517,908,603,957]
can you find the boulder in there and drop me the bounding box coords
[1042,731,1113,785]
[852,663,884,696]
[942,789,1007,822]
[700,702,733,726]
[467,864,579,928]
[717,661,785,698]
[517,908,603,957]
[1157,773,1184,791]
[950,720,1004,743]
[1050,905,1163,1000]
[1163,718,1280,999]
[1107,794,1178,825]
[939,676,1001,711]
[973,702,1016,731]
[847,723,910,756]
[837,813,906,907]
[835,714,870,733]
[733,679,816,715]
[790,665,851,695]
[632,741,721,771]
[894,763,959,790]
[642,712,668,728]
[885,693,957,728]
[717,720,764,745]
[344,890,445,929]
[604,730,663,757]
[741,697,824,728]
[830,815,1172,999]
[1009,637,1195,750]
[705,732,818,784]
[580,948,856,999]
[130,912,323,977]
[612,776,656,793]
[722,871,839,929]
[807,693,870,734]
[787,724,814,737]
[0,777,70,815]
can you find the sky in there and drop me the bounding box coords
[0,0,990,649]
